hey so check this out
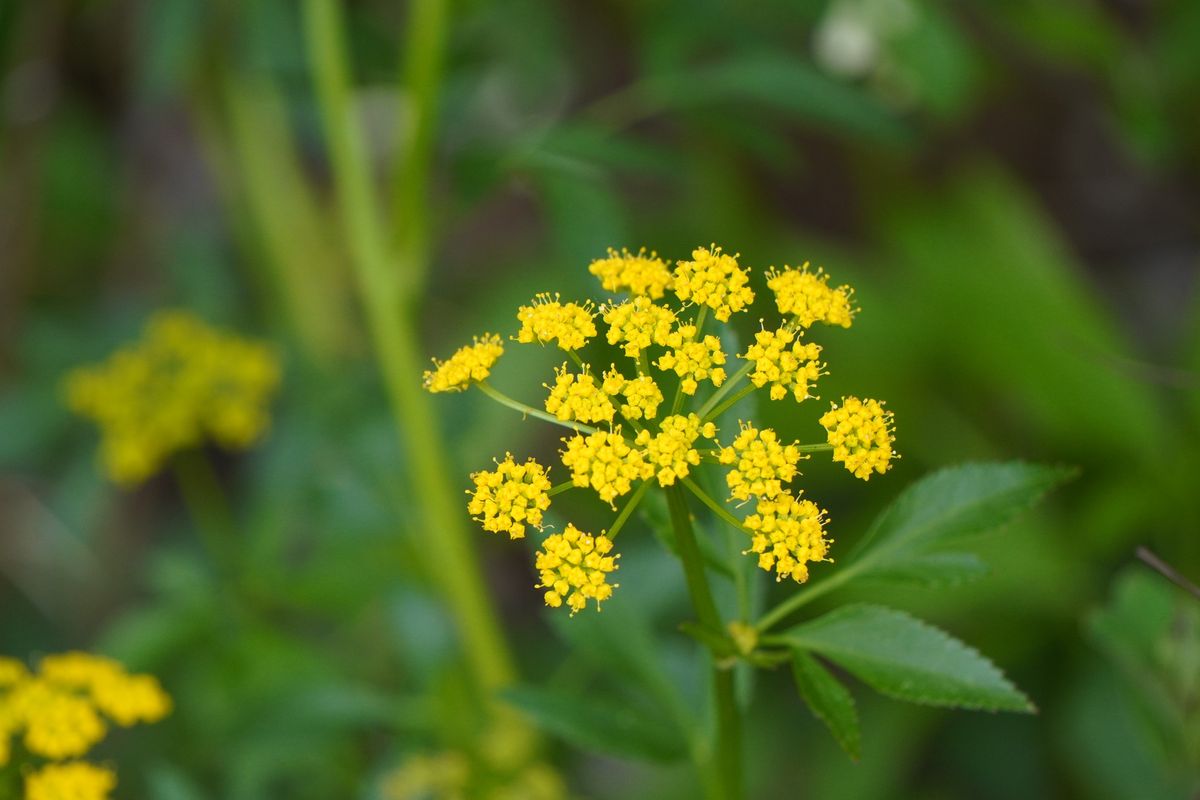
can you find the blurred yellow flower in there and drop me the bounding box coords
[423,333,504,393]
[65,310,280,485]
[25,761,117,800]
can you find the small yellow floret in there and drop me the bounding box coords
[636,413,717,486]
[741,326,824,402]
[516,293,596,351]
[717,422,804,501]
[382,751,470,800]
[544,365,615,424]
[656,325,727,395]
[766,263,856,328]
[743,492,830,582]
[589,247,673,299]
[25,761,117,800]
[0,657,28,686]
[820,397,896,480]
[671,245,755,322]
[560,429,652,507]
[422,333,504,393]
[601,368,663,421]
[602,297,676,357]
[467,454,552,539]
[535,525,619,614]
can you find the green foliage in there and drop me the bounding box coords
[782,604,1033,713]
[791,652,861,761]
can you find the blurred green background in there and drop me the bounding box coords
[2,0,1199,797]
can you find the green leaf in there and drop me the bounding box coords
[782,604,1034,712]
[501,685,689,763]
[791,652,861,760]
[862,551,990,588]
[848,461,1074,570]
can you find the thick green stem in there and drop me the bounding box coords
[665,486,743,800]
[303,0,530,758]
[797,443,833,454]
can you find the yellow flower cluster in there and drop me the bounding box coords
[0,652,170,800]
[741,326,824,402]
[536,525,619,614]
[656,325,727,395]
[766,264,856,328]
[602,371,663,420]
[544,366,615,424]
[743,493,830,582]
[25,761,116,800]
[718,423,803,501]
[467,454,552,539]
[671,246,755,322]
[603,297,676,357]
[820,397,896,480]
[516,293,596,351]
[636,414,717,486]
[65,310,280,485]
[423,333,504,393]
[427,243,895,611]
[560,429,651,507]
[588,247,672,299]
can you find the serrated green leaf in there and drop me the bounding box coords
[782,604,1034,712]
[791,652,861,760]
[848,461,1074,570]
[501,685,689,763]
[863,551,990,588]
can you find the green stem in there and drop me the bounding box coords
[698,361,753,419]
[797,443,833,454]
[754,565,860,633]
[172,449,237,575]
[548,481,576,497]
[607,480,651,540]
[704,384,756,423]
[665,486,743,800]
[303,0,531,760]
[681,477,748,537]
[476,381,601,436]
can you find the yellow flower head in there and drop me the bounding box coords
[636,413,717,486]
[544,365,615,424]
[820,397,896,480]
[516,293,597,351]
[0,657,27,687]
[535,524,619,614]
[741,325,824,402]
[11,680,107,759]
[766,264,856,329]
[656,325,727,395]
[65,310,280,485]
[25,761,117,800]
[422,333,504,393]
[616,373,663,421]
[603,297,676,358]
[743,492,830,582]
[589,247,673,299]
[467,454,552,540]
[560,428,653,507]
[671,245,755,322]
[718,423,804,501]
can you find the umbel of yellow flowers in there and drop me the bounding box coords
[65,311,281,485]
[0,652,171,800]
[423,246,897,614]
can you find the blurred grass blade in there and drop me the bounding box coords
[782,604,1034,712]
[792,651,862,760]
